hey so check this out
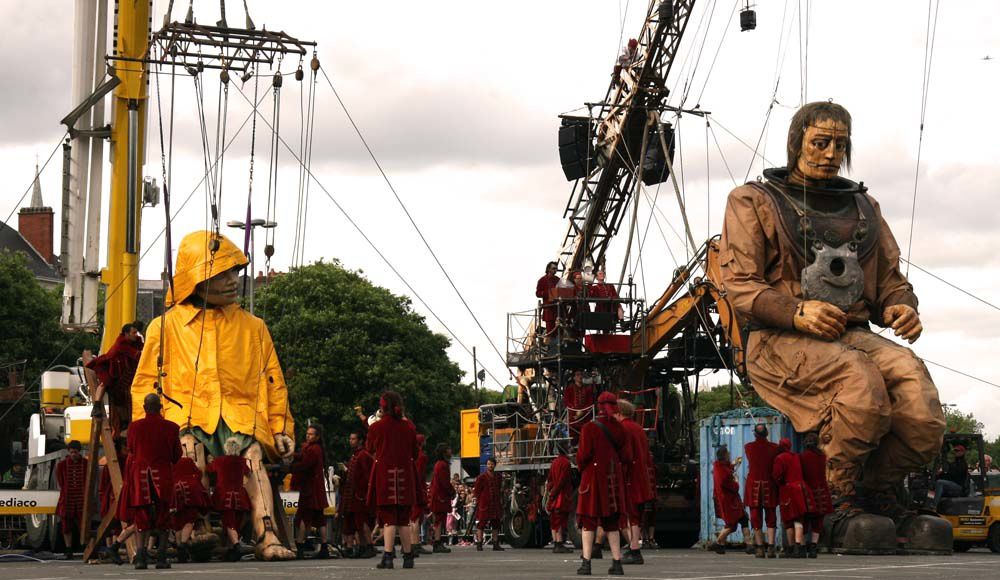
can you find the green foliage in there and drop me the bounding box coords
[255,260,482,459]
[693,382,762,422]
[944,407,983,435]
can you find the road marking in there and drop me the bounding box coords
[558,559,997,580]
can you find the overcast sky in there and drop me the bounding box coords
[2,1,999,433]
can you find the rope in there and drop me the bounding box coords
[320,67,512,380]
[901,258,1000,313]
[230,83,507,389]
[1,132,68,228]
[904,0,942,276]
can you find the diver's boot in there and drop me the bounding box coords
[870,493,953,555]
[824,496,897,555]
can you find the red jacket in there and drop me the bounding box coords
[576,416,631,517]
[99,451,127,519]
[366,415,419,507]
[171,456,210,511]
[536,273,560,323]
[743,438,779,508]
[429,459,455,513]
[622,418,655,505]
[799,447,832,516]
[546,454,574,513]
[126,411,181,507]
[86,334,142,406]
[587,282,619,314]
[712,460,745,528]
[291,441,329,511]
[473,470,502,521]
[342,446,374,514]
[208,455,251,511]
[772,451,815,522]
[56,455,88,520]
[414,451,429,509]
[565,383,594,434]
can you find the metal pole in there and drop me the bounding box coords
[472,346,478,392]
[249,225,256,315]
[82,0,109,326]
[125,102,139,254]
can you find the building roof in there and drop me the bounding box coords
[0,221,61,285]
[29,163,43,209]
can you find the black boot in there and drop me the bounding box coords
[591,546,603,559]
[134,548,148,570]
[296,542,306,560]
[363,544,378,558]
[109,541,124,566]
[316,543,332,559]
[622,547,644,563]
[576,558,592,576]
[226,544,241,562]
[806,542,818,558]
[177,543,190,564]
[608,559,624,576]
[793,543,805,558]
[402,551,415,569]
[433,541,451,554]
[766,543,776,558]
[492,540,505,551]
[376,550,394,569]
[64,548,74,560]
[754,543,765,558]
[156,546,171,569]
[476,541,483,551]
[553,543,573,554]
[415,543,432,555]
[778,544,794,559]
[707,542,725,555]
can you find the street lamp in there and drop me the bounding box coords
[226,219,276,314]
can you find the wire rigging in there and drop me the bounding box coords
[320,67,512,380]
[904,0,941,276]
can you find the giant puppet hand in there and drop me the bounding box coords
[793,300,847,340]
[273,434,295,458]
[884,304,922,343]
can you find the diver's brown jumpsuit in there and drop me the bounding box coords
[719,182,945,499]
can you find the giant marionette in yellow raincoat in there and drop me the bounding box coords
[132,231,296,560]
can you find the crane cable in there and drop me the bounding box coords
[320,67,513,380]
[905,0,941,276]
[229,82,507,389]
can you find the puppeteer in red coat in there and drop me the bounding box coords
[800,445,833,518]
[473,468,502,526]
[622,416,655,512]
[546,452,574,519]
[536,263,560,336]
[171,456,210,530]
[86,329,143,437]
[126,396,182,531]
[208,453,251,532]
[342,440,375,537]
[712,458,746,529]
[410,436,429,523]
[429,458,455,516]
[576,393,632,530]
[366,402,419,526]
[291,438,329,529]
[56,445,88,535]
[744,426,779,532]
[99,446,127,534]
[772,439,816,525]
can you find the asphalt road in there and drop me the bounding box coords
[0,546,997,580]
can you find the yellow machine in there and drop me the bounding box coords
[932,433,1000,552]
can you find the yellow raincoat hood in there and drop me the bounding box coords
[168,230,249,305]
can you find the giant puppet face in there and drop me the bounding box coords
[194,266,241,306]
[796,118,849,182]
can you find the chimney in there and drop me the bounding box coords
[18,164,55,264]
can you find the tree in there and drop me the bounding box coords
[693,382,762,422]
[943,407,983,435]
[255,261,482,458]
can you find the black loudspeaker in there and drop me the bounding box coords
[641,122,676,186]
[580,311,616,332]
[558,116,594,181]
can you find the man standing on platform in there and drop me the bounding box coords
[564,370,594,444]
[472,457,504,551]
[744,424,779,558]
[291,425,331,559]
[127,393,182,570]
[429,444,455,553]
[367,391,419,569]
[342,430,375,558]
[546,441,574,554]
[536,261,560,338]
[576,392,630,576]
[55,440,87,560]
